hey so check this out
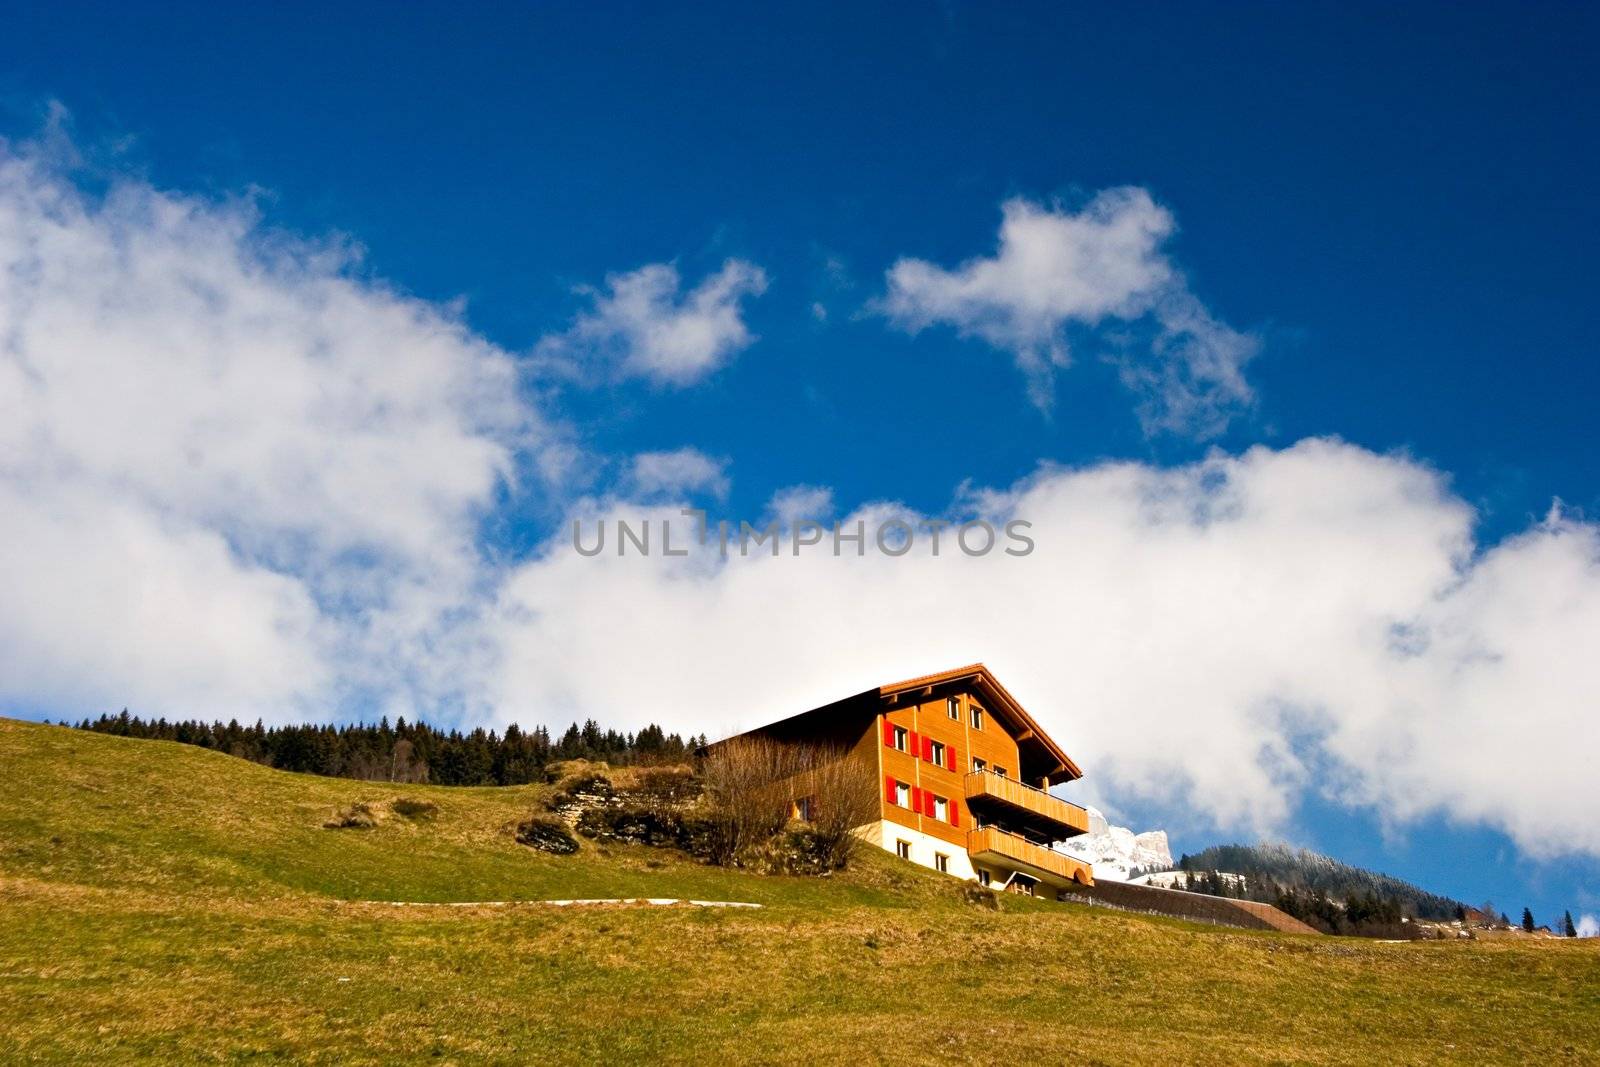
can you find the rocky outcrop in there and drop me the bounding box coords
[515,815,580,854]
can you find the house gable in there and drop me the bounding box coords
[877,664,1082,786]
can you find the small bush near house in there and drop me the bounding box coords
[743,826,841,876]
[698,737,799,864]
[699,737,877,870]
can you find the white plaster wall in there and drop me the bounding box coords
[857,820,978,881]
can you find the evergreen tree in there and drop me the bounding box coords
[1563,910,1577,938]
[1522,907,1535,933]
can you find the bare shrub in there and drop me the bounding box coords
[797,750,879,869]
[699,736,800,864]
[699,737,876,869]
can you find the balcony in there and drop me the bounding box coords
[967,826,1094,887]
[963,770,1091,839]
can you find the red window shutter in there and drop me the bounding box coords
[884,775,896,804]
[909,730,919,755]
[947,746,957,770]
[922,735,933,761]
[927,792,937,817]
[882,719,894,747]
[950,802,960,827]
[911,786,922,811]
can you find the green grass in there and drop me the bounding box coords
[2,718,1597,1064]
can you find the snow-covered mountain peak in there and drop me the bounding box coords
[1056,805,1173,882]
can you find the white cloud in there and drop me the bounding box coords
[489,439,1600,860]
[879,189,1256,434]
[538,259,768,386]
[0,131,545,723]
[765,484,835,526]
[628,448,729,500]
[1578,914,1599,938]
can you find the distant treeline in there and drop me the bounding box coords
[74,710,707,786]
[1175,842,1466,936]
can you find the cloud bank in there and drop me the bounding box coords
[492,440,1600,860]
[0,134,540,723]
[879,188,1256,435]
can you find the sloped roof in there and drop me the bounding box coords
[878,663,1083,783]
[704,664,1085,785]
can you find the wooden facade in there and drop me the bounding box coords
[711,663,1095,893]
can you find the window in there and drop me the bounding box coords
[895,839,911,860]
[891,725,908,752]
[933,795,949,822]
[971,756,987,773]
[895,781,911,808]
[929,739,945,767]
[977,869,992,886]
[994,766,1008,778]
[946,696,960,719]
[934,852,950,873]
[970,706,985,730]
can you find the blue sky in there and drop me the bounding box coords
[2,3,1597,929]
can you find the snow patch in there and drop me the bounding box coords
[1055,805,1173,882]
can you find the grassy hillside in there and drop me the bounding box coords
[2,718,1596,1064]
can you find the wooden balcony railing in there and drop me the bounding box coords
[966,826,1094,886]
[963,770,1091,836]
